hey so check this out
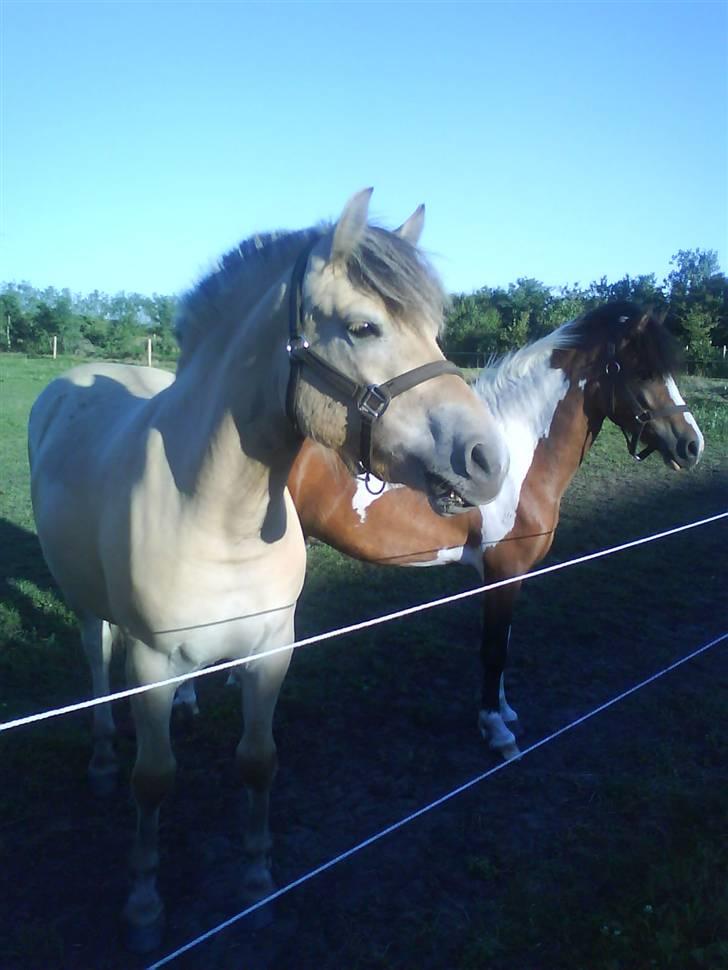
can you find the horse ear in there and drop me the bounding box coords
[331,187,373,262]
[394,204,425,246]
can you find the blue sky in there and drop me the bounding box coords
[2,1,726,298]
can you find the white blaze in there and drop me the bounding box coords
[665,375,704,456]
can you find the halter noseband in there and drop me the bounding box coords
[285,239,463,484]
[602,341,688,462]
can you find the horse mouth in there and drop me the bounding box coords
[426,472,474,516]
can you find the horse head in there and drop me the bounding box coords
[288,189,509,513]
[595,302,704,468]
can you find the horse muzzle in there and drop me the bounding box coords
[424,435,509,516]
[664,430,703,470]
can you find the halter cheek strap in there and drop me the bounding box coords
[602,342,689,461]
[285,239,463,479]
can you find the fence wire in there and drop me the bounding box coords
[147,630,727,968]
[1,510,725,735]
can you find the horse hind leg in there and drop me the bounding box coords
[80,614,120,795]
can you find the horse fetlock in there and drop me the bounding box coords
[124,872,162,920]
[478,710,519,752]
[123,873,165,953]
[242,857,275,902]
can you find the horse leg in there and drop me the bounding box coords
[478,582,522,761]
[235,621,294,909]
[122,637,177,953]
[79,613,120,795]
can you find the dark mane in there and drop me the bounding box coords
[175,222,446,369]
[569,301,683,377]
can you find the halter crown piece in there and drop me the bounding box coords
[285,239,464,488]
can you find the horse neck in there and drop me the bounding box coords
[156,269,299,540]
[538,348,604,487]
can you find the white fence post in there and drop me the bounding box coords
[146,337,152,367]
[52,335,57,359]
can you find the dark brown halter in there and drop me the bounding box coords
[602,340,689,461]
[285,238,463,485]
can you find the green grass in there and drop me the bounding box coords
[0,352,726,970]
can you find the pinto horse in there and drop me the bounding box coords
[288,302,704,760]
[27,189,509,950]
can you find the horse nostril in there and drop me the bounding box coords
[470,443,492,477]
[677,436,700,464]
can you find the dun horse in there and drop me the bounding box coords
[27,189,509,949]
[287,302,704,759]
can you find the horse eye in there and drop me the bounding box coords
[348,320,382,339]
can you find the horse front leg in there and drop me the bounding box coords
[79,614,120,795]
[235,616,294,910]
[122,637,177,953]
[478,581,522,761]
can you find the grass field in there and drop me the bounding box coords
[1,352,727,970]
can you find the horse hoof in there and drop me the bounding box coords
[498,741,522,762]
[243,857,275,900]
[124,911,165,954]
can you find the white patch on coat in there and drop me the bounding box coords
[499,670,518,723]
[474,349,570,548]
[399,543,485,573]
[351,476,402,523]
[665,375,704,456]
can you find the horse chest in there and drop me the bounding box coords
[103,496,306,644]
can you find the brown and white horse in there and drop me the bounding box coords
[287,302,704,759]
[27,189,508,950]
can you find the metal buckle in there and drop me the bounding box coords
[605,360,621,376]
[635,410,651,425]
[357,384,390,420]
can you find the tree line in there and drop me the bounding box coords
[1,248,726,374]
[0,286,179,360]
